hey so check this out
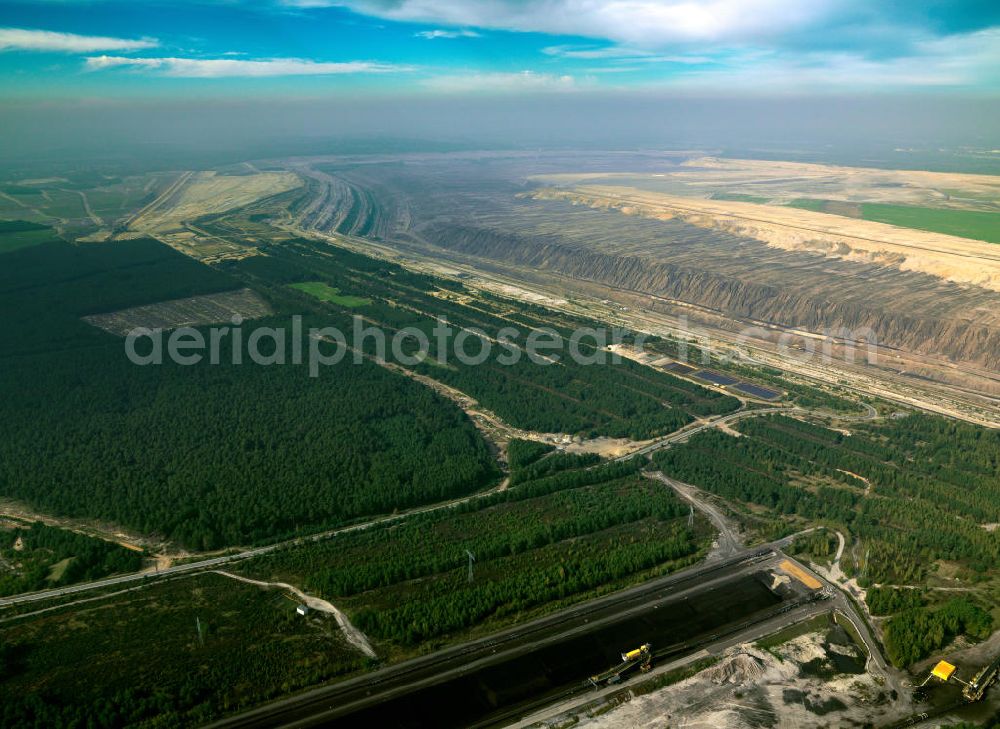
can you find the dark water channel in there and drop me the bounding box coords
[328,572,784,728]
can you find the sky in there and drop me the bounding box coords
[0,1,998,164]
[0,0,998,99]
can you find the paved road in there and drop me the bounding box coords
[615,406,802,462]
[0,486,506,609]
[645,472,743,558]
[0,403,801,611]
[209,545,800,729]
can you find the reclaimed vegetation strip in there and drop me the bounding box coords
[237,464,708,647]
[233,238,739,439]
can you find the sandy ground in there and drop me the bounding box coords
[569,634,898,729]
[530,185,1000,292]
[129,170,301,235]
[533,157,1000,210]
[212,570,376,658]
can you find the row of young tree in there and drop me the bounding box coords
[353,521,701,646]
[241,460,705,645]
[254,461,649,596]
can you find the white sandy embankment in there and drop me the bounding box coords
[212,570,376,658]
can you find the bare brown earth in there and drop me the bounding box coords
[534,156,1000,210]
[82,288,272,336]
[530,185,1000,291]
[125,170,302,261]
[269,156,1000,379]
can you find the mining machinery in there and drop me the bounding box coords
[589,644,653,687]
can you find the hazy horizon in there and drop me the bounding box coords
[1,1,998,171]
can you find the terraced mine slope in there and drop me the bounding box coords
[292,154,1000,372]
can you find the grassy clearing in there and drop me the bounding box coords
[859,203,1000,243]
[784,198,1000,243]
[289,281,372,307]
[45,557,73,583]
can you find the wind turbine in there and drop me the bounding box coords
[466,550,476,583]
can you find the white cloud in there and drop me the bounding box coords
[542,44,711,64]
[663,28,1000,90]
[415,29,480,39]
[307,0,837,47]
[421,70,576,93]
[85,55,410,77]
[0,27,157,53]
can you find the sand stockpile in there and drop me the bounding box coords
[706,651,768,685]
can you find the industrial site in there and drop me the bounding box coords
[1,2,999,727]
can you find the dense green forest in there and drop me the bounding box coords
[651,412,1000,664]
[882,598,992,667]
[0,573,367,727]
[0,233,733,550]
[505,438,555,470]
[229,238,740,438]
[0,238,236,356]
[241,460,706,647]
[508,450,600,485]
[654,413,1000,586]
[0,240,498,549]
[866,586,925,616]
[0,522,143,596]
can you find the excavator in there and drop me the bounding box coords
[589,644,653,687]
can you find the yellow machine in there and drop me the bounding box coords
[917,655,1000,702]
[622,644,653,663]
[590,644,653,687]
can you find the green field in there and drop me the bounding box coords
[289,281,372,307]
[859,202,1000,243]
[784,198,1000,243]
